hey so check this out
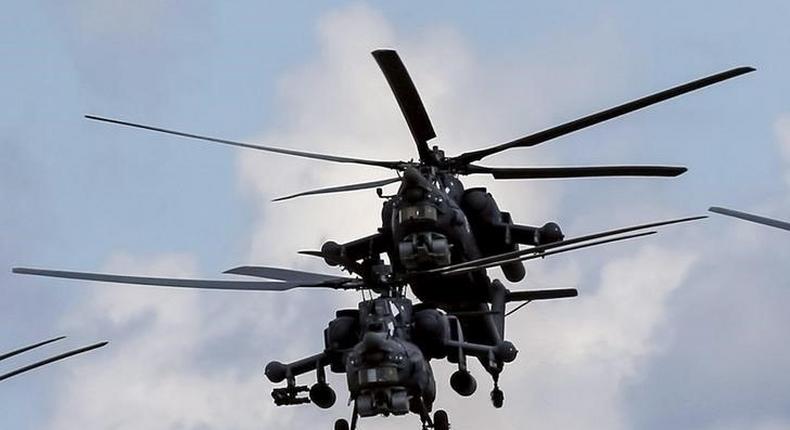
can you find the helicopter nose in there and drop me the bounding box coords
[402,166,422,185]
[361,332,387,351]
[402,168,429,202]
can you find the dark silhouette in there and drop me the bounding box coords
[710,206,790,231]
[0,336,107,382]
[13,49,754,429]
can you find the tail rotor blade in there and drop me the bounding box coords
[372,49,436,163]
[453,66,755,165]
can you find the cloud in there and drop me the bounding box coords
[482,246,697,430]
[775,113,790,188]
[42,253,274,429]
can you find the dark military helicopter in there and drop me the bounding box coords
[710,206,790,231]
[0,336,107,382]
[74,50,752,306]
[11,49,752,428]
[74,50,751,403]
[15,220,681,430]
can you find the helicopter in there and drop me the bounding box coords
[11,48,751,427]
[74,49,754,312]
[0,336,107,382]
[13,212,702,430]
[709,206,790,231]
[13,218,677,430]
[70,49,751,406]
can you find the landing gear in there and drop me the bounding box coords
[335,402,359,430]
[433,410,450,430]
[334,419,349,430]
[416,397,450,430]
[490,373,504,408]
[490,387,504,408]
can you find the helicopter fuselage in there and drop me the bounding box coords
[382,167,489,305]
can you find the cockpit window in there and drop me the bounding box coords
[398,205,438,223]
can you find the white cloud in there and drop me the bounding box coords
[485,246,696,430]
[43,254,277,430]
[775,113,790,188]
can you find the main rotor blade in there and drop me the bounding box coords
[12,267,357,291]
[223,266,348,283]
[709,206,790,231]
[0,336,66,362]
[442,232,655,276]
[453,66,755,164]
[272,177,401,202]
[0,341,108,382]
[85,115,404,170]
[464,164,687,179]
[439,231,656,276]
[298,250,367,277]
[506,288,579,302]
[418,215,705,276]
[372,50,436,163]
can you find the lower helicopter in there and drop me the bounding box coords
[12,214,703,429]
[262,257,577,430]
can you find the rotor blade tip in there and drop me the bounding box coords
[222,267,244,275]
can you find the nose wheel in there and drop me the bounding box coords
[334,419,349,430]
[490,387,504,408]
[433,410,450,430]
[490,374,504,408]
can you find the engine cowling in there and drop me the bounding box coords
[411,308,450,359]
[324,310,360,373]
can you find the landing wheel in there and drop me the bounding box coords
[334,418,349,430]
[491,388,504,408]
[433,410,449,430]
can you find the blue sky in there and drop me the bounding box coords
[1,1,789,429]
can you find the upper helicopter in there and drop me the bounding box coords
[77,48,752,311]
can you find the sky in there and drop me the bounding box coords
[1,1,789,429]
